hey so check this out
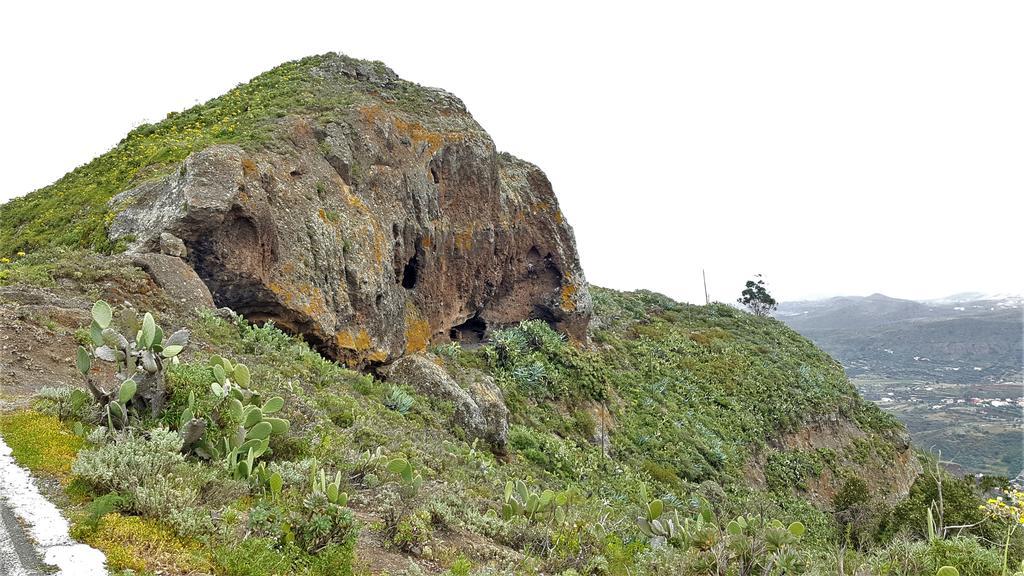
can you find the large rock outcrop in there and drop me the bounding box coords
[109,55,591,365]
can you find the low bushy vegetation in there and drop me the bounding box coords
[1,270,1020,575]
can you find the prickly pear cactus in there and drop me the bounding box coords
[188,355,290,479]
[76,299,188,430]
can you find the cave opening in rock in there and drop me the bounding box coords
[183,215,339,355]
[450,315,487,346]
[401,254,419,289]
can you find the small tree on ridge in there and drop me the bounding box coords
[738,274,777,317]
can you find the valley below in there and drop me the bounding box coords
[853,377,1022,477]
[777,293,1023,479]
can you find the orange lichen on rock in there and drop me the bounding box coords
[532,201,564,224]
[268,280,295,306]
[297,283,327,317]
[454,228,474,252]
[360,104,384,124]
[561,281,578,312]
[404,302,431,353]
[342,186,369,212]
[335,327,389,366]
[269,280,326,317]
[372,223,386,265]
[241,158,258,176]
[336,328,373,351]
[392,117,445,156]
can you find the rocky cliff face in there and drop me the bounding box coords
[108,55,591,365]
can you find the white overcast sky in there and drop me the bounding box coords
[1,1,1021,303]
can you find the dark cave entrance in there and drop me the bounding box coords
[400,254,419,289]
[449,315,487,346]
[184,216,339,357]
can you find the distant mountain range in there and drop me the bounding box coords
[776,293,1023,384]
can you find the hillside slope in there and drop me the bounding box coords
[0,250,928,574]
[1,53,1018,575]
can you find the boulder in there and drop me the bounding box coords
[108,55,591,366]
[129,253,214,310]
[380,354,508,454]
[159,233,187,258]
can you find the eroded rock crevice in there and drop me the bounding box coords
[400,254,420,290]
[449,314,487,346]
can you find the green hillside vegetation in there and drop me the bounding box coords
[0,251,1021,575]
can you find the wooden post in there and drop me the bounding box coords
[703,269,709,305]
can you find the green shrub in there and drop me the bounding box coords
[213,535,355,576]
[73,427,184,487]
[833,475,875,548]
[384,385,415,415]
[290,491,358,554]
[862,536,1004,576]
[880,472,991,543]
[241,320,295,355]
[213,537,296,576]
[134,474,213,537]
[486,320,606,402]
[72,428,215,536]
[320,393,357,428]
[643,460,683,488]
[265,458,317,488]
[165,362,216,417]
[80,492,126,532]
[393,508,433,552]
[764,449,825,492]
[834,476,870,513]
[34,385,96,422]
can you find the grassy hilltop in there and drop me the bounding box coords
[0,53,433,254]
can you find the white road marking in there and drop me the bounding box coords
[0,435,107,575]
